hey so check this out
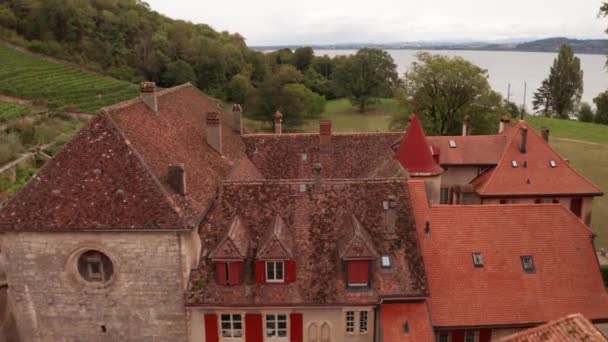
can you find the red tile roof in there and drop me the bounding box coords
[471,121,602,197]
[426,135,506,165]
[396,115,443,176]
[380,302,435,342]
[187,179,427,306]
[498,313,608,342]
[409,180,608,327]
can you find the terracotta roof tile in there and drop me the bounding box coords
[380,302,435,342]
[257,214,294,260]
[498,313,608,342]
[338,214,379,259]
[396,115,443,176]
[187,179,427,306]
[426,135,506,165]
[209,215,249,260]
[408,180,608,327]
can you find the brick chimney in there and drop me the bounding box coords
[320,120,332,145]
[232,104,242,133]
[140,82,158,113]
[462,115,471,136]
[499,116,511,133]
[274,111,283,134]
[167,164,186,195]
[519,126,528,154]
[541,127,550,143]
[206,111,222,154]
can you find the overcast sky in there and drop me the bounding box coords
[145,0,608,46]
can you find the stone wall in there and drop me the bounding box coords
[3,231,195,342]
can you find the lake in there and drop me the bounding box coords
[315,49,608,110]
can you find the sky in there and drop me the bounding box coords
[145,0,608,46]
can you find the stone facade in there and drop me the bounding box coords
[3,230,199,341]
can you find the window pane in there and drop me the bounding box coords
[234,329,243,338]
[276,262,284,280]
[278,321,287,329]
[267,262,275,280]
[233,314,241,322]
[278,329,287,337]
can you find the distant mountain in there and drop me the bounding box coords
[253,37,608,55]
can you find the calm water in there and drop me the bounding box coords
[316,49,608,110]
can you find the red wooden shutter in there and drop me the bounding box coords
[216,262,227,285]
[347,260,370,285]
[451,330,465,342]
[570,197,583,218]
[245,313,263,342]
[229,261,243,285]
[285,260,297,283]
[204,314,219,342]
[255,260,266,284]
[290,313,303,342]
[479,329,492,342]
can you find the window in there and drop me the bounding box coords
[308,323,318,342]
[77,250,113,283]
[521,255,536,273]
[472,253,484,268]
[321,323,330,342]
[465,330,478,342]
[345,311,355,333]
[220,314,243,338]
[381,255,391,268]
[266,261,285,283]
[266,314,288,338]
[359,311,368,333]
[439,188,450,204]
[403,322,409,334]
[347,260,370,287]
[438,332,450,342]
[511,160,518,168]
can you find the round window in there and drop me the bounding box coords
[77,250,114,283]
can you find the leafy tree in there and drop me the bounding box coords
[333,48,398,112]
[533,45,583,119]
[293,47,314,71]
[278,84,325,127]
[162,59,195,86]
[311,55,334,78]
[304,69,333,99]
[594,91,608,125]
[578,102,595,122]
[395,52,503,135]
[504,100,522,119]
[227,74,252,105]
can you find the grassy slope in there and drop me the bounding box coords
[0,102,32,122]
[0,44,138,113]
[526,115,608,145]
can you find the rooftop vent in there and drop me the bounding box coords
[511,161,518,168]
[449,140,457,148]
[550,160,557,168]
[472,252,484,268]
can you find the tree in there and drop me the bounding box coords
[161,59,195,86]
[278,84,325,127]
[395,52,503,135]
[578,102,595,122]
[227,74,252,104]
[293,47,314,71]
[333,48,398,112]
[594,91,608,125]
[533,44,583,119]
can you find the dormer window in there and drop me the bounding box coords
[216,261,243,286]
[266,261,285,283]
[472,253,484,268]
[347,260,370,287]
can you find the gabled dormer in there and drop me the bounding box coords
[255,214,296,284]
[339,214,378,288]
[209,215,248,286]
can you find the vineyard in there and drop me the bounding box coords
[0,44,138,113]
[0,102,32,122]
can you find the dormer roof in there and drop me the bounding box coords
[396,115,444,176]
[209,215,249,260]
[338,214,378,260]
[256,214,294,260]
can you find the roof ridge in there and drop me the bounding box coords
[99,83,197,114]
[241,132,401,138]
[101,112,189,229]
[477,121,522,193]
[221,178,409,186]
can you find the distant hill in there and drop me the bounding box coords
[254,37,608,55]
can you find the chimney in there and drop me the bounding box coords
[274,111,283,134]
[519,126,528,154]
[313,163,322,192]
[462,115,471,136]
[319,120,332,145]
[232,104,242,133]
[541,127,550,143]
[499,116,511,133]
[206,111,222,154]
[167,164,186,195]
[140,82,158,113]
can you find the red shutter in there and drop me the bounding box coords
[204,314,219,342]
[216,262,227,285]
[479,329,492,342]
[347,260,370,285]
[285,260,297,283]
[290,313,303,342]
[255,260,266,284]
[245,313,263,342]
[229,261,243,285]
[451,330,465,342]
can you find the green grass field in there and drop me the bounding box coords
[0,102,32,122]
[0,45,138,113]
[526,115,608,145]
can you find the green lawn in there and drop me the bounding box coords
[0,45,138,113]
[526,115,608,145]
[0,102,32,122]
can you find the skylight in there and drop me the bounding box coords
[301,153,308,161]
[381,255,391,268]
[511,161,518,168]
[550,160,557,168]
[472,252,484,268]
[449,140,457,148]
[521,255,536,273]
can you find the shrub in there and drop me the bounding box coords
[0,132,24,165]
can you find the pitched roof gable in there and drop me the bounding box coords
[339,214,378,259]
[472,121,602,196]
[256,214,294,260]
[0,114,185,231]
[209,215,249,260]
[425,135,506,165]
[499,313,608,342]
[396,115,443,176]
